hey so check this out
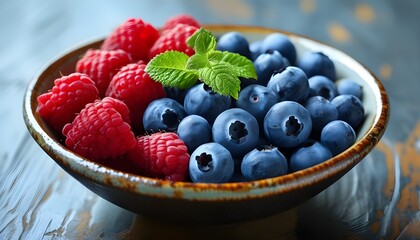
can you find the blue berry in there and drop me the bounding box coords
[241,146,288,181]
[260,33,297,64]
[253,50,286,86]
[303,96,338,136]
[289,140,332,172]
[212,108,259,158]
[216,31,251,59]
[143,98,186,133]
[267,66,309,103]
[189,142,234,183]
[164,86,189,104]
[184,83,231,124]
[308,75,337,101]
[320,120,356,156]
[336,78,363,100]
[264,101,312,148]
[236,84,278,124]
[297,51,336,81]
[177,115,212,153]
[331,94,365,130]
[250,40,263,61]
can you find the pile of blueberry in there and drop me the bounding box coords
[143,31,365,183]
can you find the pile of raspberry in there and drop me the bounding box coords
[36,15,200,181]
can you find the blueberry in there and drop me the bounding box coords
[177,115,212,153]
[308,75,338,101]
[236,84,278,124]
[212,108,259,158]
[253,50,286,86]
[297,51,336,81]
[189,142,234,183]
[336,78,363,100]
[216,31,251,59]
[267,66,309,103]
[303,96,338,137]
[260,33,297,65]
[289,140,332,172]
[250,40,263,61]
[184,83,231,124]
[143,98,186,133]
[164,86,189,104]
[320,120,356,156]
[264,101,312,148]
[331,94,365,130]
[241,146,288,181]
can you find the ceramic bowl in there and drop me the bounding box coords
[23,25,389,225]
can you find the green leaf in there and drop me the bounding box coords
[145,51,198,89]
[187,28,217,55]
[186,54,208,70]
[198,61,241,99]
[208,50,257,79]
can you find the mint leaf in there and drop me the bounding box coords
[146,51,198,89]
[198,61,241,99]
[186,54,208,70]
[208,50,257,79]
[187,28,216,55]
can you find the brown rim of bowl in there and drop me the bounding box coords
[23,24,390,200]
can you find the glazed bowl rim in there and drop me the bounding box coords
[23,24,390,201]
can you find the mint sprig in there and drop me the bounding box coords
[145,28,257,99]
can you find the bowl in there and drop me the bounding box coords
[23,25,389,225]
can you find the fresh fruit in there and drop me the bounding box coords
[62,97,136,161]
[161,14,201,34]
[142,98,186,133]
[105,63,165,134]
[216,31,252,59]
[253,50,286,86]
[148,24,198,59]
[241,146,288,181]
[183,83,232,124]
[126,132,190,181]
[289,140,332,172]
[320,120,356,156]
[331,94,365,129]
[101,17,160,62]
[303,96,338,137]
[236,84,278,124]
[36,73,99,134]
[189,142,234,183]
[267,66,309,103]
[75,49,132,96]
[336,78,363,100]
[250,40,262,61]
[177,115,212,153]
[297,51,336,81]
[264,101,312,148]
[212,108,259,158]
[307,75,337,101]
[260,33,297,64]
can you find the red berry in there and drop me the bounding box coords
[148,24,198,59]
[106,63,165,134]
[36,73,99,134]
[126,132,190,181]
[101,17,160,62]
[62,97,136,161]
[76,49,132,97]
[161,14,200,35]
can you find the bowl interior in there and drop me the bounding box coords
[23,25,389,221]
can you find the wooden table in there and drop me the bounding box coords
[1,1,419,239]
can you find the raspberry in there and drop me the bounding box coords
[101,17,160,62]
[76,49,132,97]
[126,132,190,181]
[62,97,136,161]
[161,14,200,35]
[36,73,99,134]
[148,24,198,59]
[106,63,165,134]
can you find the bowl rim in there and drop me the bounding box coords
[23,24,390,201]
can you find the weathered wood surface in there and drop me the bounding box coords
[1,1,419,239]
